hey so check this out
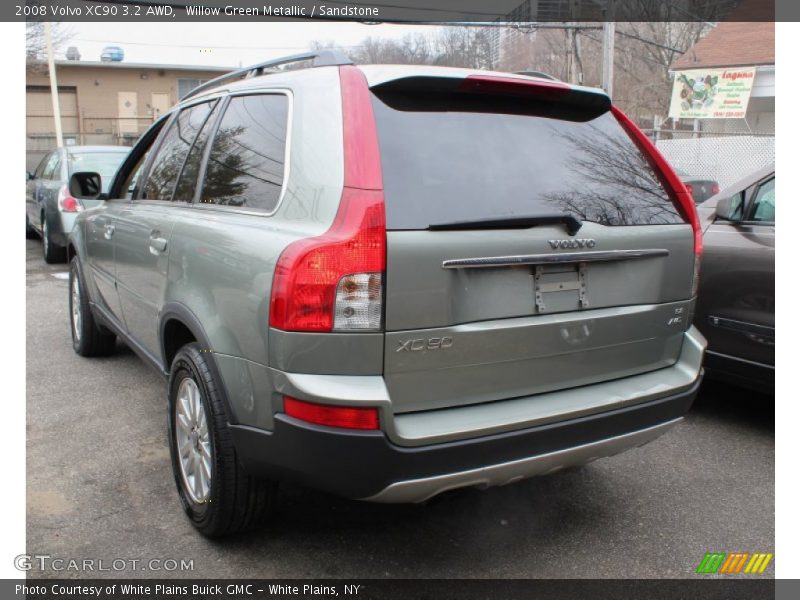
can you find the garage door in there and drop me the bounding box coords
[26,85,79,135]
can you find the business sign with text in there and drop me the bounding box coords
[669,67,757,119]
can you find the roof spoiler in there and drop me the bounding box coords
[371,74,611,121]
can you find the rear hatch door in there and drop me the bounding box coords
[371,74,696,413]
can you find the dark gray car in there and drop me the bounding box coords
[675,168,720,204]
[65,53,706,536]
[26,146,129,263]
[695,164,775,392]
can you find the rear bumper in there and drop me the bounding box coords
[230,374,701,502]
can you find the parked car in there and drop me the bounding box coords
[694,164,775,393]
[26,146,130,263]
[675,168,720,204]
[100,46,124,62]
[66,52,706,536]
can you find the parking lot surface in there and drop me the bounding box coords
[26,240,774,579]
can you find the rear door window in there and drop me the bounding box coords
[173,103,219,202]
[200,94,289,212]
[371,90,683,230]
[141,100,216,202]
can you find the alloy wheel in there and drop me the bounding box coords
[175,378,212,503]
[71,272,81,343]
[42,219,49,256]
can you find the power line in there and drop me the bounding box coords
[614,30,683,53]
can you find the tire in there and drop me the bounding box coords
[26,214,38,240]
[69,256,117,357]
[168,343,275,537]
[42,214,66,264]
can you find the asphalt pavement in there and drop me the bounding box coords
[25,239,774,579]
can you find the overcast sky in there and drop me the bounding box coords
[58,22,437,66]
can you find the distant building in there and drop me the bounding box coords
[669,22,775,134]
[26,60,232,169]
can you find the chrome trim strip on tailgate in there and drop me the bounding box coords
[363,418,682,503]
[441,249,669,269]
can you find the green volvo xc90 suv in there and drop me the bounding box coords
[67,51,706,536]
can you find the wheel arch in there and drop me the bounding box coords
[160,303,238,425]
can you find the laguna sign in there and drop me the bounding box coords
[669,67,756,119]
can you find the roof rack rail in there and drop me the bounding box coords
[183,49,353,101]
[515,70,560,81]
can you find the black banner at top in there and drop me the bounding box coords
[7,0,785,23]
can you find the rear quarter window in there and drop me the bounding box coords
[371,90,683,230]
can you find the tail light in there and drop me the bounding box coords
[611,106,702,296]
[283,396,380,430]
[269,65,386,332]
[711,182,720,196]
[58,185,83,213]
[269,189,385,332]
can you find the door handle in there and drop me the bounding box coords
[104,224,115,239]
[149,235,168,254]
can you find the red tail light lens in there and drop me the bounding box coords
[283,396,380,430]
[610,106,702,260]
[58,186,82,213]
[711,183,720,196]
[269,189,385,332]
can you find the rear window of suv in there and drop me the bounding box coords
[371,89,683,230]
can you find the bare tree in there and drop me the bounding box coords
[432,26,494,69]
[26,22,73,74]
[310,26,492,70]
[611,21,708,121]
[498,21,709,124]
[310,34,431,65]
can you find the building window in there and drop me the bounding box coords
[177,78,209,100]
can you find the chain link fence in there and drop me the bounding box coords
[644,130,775,190]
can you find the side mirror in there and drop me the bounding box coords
[715,194,743,222]
[27,171,35,181]
[69,171,103,200]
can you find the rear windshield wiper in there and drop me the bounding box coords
[428,213,583,236]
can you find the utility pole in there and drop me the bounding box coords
[602,21,615,98]
[44,21,63,148]
[567,0,582,85]
[602,0,616,99]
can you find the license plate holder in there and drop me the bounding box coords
[534,262,588,313]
